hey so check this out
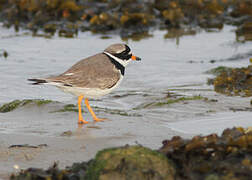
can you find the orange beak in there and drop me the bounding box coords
[131,55,141,61]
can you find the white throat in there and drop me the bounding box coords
[103,52,130,67]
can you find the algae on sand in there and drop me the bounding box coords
[52,104,78,113]
[135,95,204,109]
[205,66,233,76]
[154,96,204,107]
[0,99,53,113]
[53,104,141,117]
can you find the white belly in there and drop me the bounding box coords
[52,75,123,99]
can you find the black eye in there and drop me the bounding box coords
[122,51,128,55]
[113,51,131,60]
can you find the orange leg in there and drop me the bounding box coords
[84,98,106,122]
[78,95,89,124]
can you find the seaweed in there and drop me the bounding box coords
[0,0,251,39]
[135,95,204,109]
[0,99,53,113]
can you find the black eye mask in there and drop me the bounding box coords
[113,45,132,60]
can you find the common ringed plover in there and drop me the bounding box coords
[28,44,141,124]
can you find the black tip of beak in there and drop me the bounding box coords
[136,56,141,61]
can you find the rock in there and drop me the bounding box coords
[0,49,8,58]
[162,7,184,28]
[120,13,154,27]
[11,146,175,180]
[230,1,252,17]
[10,162,89,180]
[10,127,252,180]
[213,65,252,96]
[86,145,176,180]
[160,127,252,180]
[154,0,170,11]
[199,18,223,30]
[59,1,81,12]
[60,131,73,137]
[58,29,75,38]
[89,12,118,32]
[0,0,251,38]
[43,23,57,34]
[236,22,252,41]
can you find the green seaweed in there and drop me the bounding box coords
[52,104,78,113]
[52,104,141,117]
[34,99,53,106]
[0,100,22,113]
[155,96,204,106]
[205,66,232,76]
[137,95,204,109]
[93,106,141,117]
[100,35,112,39]
[85,145,175,180]
[0,99,53,113]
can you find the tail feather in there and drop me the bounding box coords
[28,78,48,85]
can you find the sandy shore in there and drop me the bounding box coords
[0,131,132,179]
[1,90,251,179]
[0,102,188,179]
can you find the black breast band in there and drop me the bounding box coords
[103,53,125,76]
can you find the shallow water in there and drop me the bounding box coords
[0,24,251,138]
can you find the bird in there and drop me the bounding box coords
[28,43,141,124]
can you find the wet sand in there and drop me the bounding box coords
[0,104,188,179]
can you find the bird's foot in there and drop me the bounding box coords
[93,117,107,122]
[78,119,89,125]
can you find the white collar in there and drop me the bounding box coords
[103,51,130,67]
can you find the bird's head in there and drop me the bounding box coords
[104,44,141,67]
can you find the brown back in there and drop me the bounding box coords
[47,53,120,89]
